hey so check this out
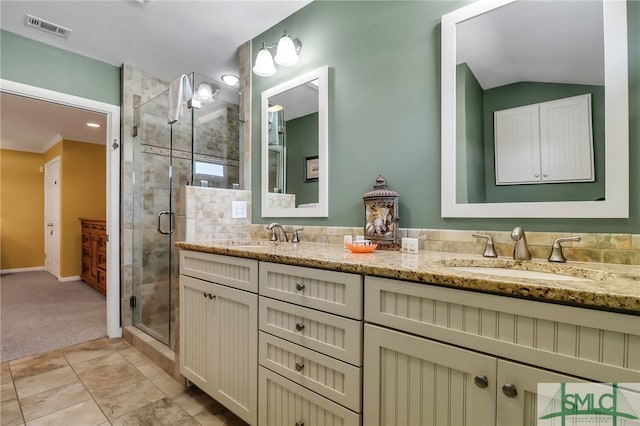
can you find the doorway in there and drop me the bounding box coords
[1,79,121,338]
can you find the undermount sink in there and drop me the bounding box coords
[450,266,592,282]
[216,240,280,248]
[440,258,613,282]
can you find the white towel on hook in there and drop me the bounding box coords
[167,74,192,124]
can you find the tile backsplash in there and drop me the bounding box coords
[181,187,638,265]
[249,224,640,265]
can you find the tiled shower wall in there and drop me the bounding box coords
[121,63,246,346]
[121,64,170,332]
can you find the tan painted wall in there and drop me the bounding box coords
[0,141,106,276]
[60,140,106,277]
[0,149,45,269]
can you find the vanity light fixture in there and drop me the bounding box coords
[253,30,302,77]
[86,122,100,128]
[267,104,284,113]
[221,74,239,86]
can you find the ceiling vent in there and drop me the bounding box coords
[24,14,71,39]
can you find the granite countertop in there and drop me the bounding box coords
[175,240,640,314]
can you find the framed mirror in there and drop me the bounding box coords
[261,66,329,217]
[441,0,628,218]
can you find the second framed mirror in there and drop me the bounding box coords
[261,66,329,217]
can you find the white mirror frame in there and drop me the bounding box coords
[441,0,628,218]
[261,65,329,217]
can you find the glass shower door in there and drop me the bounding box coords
[132,91,189,348]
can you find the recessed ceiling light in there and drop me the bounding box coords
[221,75,239,86]
[86,122,101,128]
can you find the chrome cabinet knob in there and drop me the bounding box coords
[295,282,305,291]
[502,383,518,398]
[295,421,304,426]
[295,322,305,332]
[295,361,305,372]
[474,375,489,389]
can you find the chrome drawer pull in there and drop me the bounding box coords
[295,282,305,291]
[295,322,305,332]
[295,361,305,372]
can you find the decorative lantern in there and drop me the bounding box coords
[362,175,400,250]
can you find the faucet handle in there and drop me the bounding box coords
[292,227,304,243]
[472,233,498,258]
[548,236,581,263]
[266,224,278,241]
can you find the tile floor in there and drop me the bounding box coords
[0,338,247,426]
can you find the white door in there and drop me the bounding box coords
[44,156,61,278]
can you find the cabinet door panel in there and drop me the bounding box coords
[497,359,584,426]
[210,282,258,426]
[539,94,594,182]
[364,324,496,426]
[179,275,214,392]
[494,104,541,184]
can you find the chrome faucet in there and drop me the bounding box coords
[267,223,288,242]
[511,227,531,260]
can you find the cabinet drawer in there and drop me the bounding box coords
[180,250,258,293]
[259,297,362,366]
[260,262,363,319]
[259,366,360,426]
[97,252,107,269]
[365,276,640,383]
[259,332,361,412]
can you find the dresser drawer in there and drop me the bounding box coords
[259,297,362,366]
[259,366,360,426]
[180,250,258,293]
[259,262,363,319]
[259,332,361,412]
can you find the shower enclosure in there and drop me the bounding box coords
[132,72,240,348]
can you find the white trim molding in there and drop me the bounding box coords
[1,79,122,338]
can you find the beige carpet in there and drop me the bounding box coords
[0,271,107,361]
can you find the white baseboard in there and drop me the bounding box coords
[0,266,45,274]
[59,275,81,282]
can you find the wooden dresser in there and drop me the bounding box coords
[80,218,107,295]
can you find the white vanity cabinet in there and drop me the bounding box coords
[363,276,640,426]
[179,251,259,426]
[258,262,364,426]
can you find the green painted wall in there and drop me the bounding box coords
[286,113,319,206]
[253,0,638,233]
[482,82,605,203]
[457,63,486,203]
[0,30,120,106]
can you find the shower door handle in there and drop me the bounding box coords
[157,211,175,235]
